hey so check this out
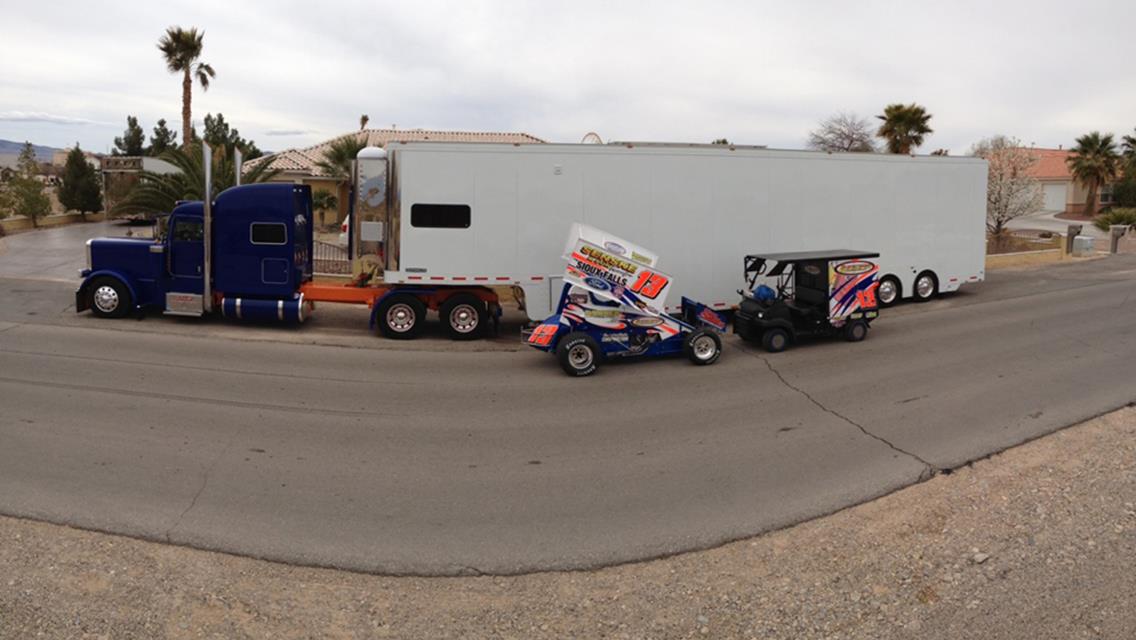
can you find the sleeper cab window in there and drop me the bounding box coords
[173,220,204,242]
[410,204,471,229]
[250,222,288,245]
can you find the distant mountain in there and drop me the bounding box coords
[0,139,63,162]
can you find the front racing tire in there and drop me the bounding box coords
[684,329,722,366]
[556,331,601,377]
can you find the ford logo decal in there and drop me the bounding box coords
[584,276,610,291]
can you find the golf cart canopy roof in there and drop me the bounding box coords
[745,250,880,263]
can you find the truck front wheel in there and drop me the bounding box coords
[88,277,131,319]
[440,293,487,340]
[376,293,426,339]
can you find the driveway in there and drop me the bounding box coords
[0,221,152,282]
[1007,209,1105,237]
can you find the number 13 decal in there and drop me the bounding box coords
[630,269,669,299]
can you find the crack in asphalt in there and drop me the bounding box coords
[164,435,235,543]
[737,345,938,477]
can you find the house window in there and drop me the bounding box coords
[1100,185,1114,205]
[410,204,471,229]
[250,222,287,245]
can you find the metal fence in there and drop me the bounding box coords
[313,240,350,275]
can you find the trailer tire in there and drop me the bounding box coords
[877,275,901,307]
[556,332,601,377]
[843,320,869,342]
[440,293,486,340]
[762,327,790,353]
[913,271,938,302]
[376,294,426,339]
[87,276,131,319]
[684,329,722,366]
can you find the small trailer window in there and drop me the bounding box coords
[250,222,287,245]
[410,204,471,229]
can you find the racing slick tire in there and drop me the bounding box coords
[440,293,487,340]
[684,329,722,366]
[556,332,601,377]
[843,320,869,342]
[761,327,790,353]
[87,276,132,319]
[376,293,426,340]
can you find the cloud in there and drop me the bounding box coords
[264,129,318,136]
[0,111,97,125]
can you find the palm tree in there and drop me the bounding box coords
[1066,132,1120,217]
[315,134,369,179]
[360,114,370,131]
[876,103,934,154]
[112,143,278,216]
[1122,128,1136,167]
[157,27,216,147]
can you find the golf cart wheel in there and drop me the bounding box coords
[877,275,901,307]
[88,276,132,319]
[556,332,601,377]
[376,293,426,339]
[913,271,938,302]
[440,293,486,340]
[762,327,790,353]
[844,320,869,342]
[684,329,722,366]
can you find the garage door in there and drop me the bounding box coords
[1043,183,1066,212]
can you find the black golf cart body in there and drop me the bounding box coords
[734,250,881,351]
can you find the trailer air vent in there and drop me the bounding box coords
[410,204,471,229]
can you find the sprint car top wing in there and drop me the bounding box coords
[561,223,674,315]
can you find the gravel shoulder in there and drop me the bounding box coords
[2,407,1134,639]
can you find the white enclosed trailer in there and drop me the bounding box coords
[355,142,987,323]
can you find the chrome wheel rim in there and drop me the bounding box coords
[916,276,935,298]
[692,335,717,360]
[386,303,416,332]
[449,304,479,333]
[568,344,594,369]
[878,280,897,304]
[93,285,119,313]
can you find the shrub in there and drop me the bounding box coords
[1112,178,1136,207]
[1093,207,1136,231]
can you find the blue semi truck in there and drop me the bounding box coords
[78,183,316,322]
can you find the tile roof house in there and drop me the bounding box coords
[244,128,544,225]
[1019,147,1117,215]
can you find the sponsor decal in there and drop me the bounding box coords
[601,332,629,342]
[631,251,651,264]
[585,276,610,291]
[631,316,664,328]
[834,260,875,276]
[579,244,639,275]
[803,264,822,275]
[585,308,621,319]
[604,241,627,256]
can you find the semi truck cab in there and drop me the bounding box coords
[77,183,313,320]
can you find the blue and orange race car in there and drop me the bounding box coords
[524,224,727,376]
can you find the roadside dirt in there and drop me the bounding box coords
[2,408,1134,639]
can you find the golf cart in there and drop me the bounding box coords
[524,224,728,377]
[733,250,881,353]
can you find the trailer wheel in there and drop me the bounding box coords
[877,276,901,307]
[376,294,426,339]
[843,320,869,342]
[762,327,790,353]
[556,332,601,377]
[88,276,131,319]
[684,329,722,365]
[440,293,487,340]
[913,271,938,302]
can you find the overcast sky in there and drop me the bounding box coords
[2,0,1133,155]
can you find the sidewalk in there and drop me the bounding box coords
[2,407,1133,639]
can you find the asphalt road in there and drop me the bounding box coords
[1,255,1135,575]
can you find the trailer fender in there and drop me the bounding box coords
[76,270,140,314]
